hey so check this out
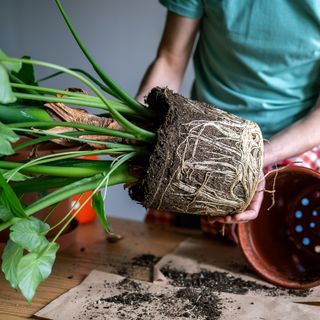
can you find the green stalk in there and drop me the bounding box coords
[9,121,139,141]
[5,147,141,181]
[12,130,134,151]
[11,127,141,153]
[0,159,112,177]
[47,152,136,245]
[9,74,40,96]
[0,57,156,143]
[25,164,136,216]
[12,82,98,99]
[0,104,54,123]
[12,176,78,194]
[55,0,149,117]
[36,68,118,98]
[13,92,138,116]
[13,130,100,150]
[47,192,85,233]
[11,128,140,152]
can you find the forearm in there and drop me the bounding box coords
[264,96,320,167]
[136,54,185,102]
[136,12,200,103]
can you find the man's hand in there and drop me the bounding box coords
[208,177,266,224]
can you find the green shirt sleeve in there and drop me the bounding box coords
[159,0,204,19]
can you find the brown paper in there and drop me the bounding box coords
[35,270,320,320]
[154,237,320,300]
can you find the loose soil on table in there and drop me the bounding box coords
[160,267,311,297]
[80,278,224,320]
[107,254,161,279]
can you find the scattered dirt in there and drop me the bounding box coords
[131,254,161,267]
[175,287,223,319]
[102,292,153,305]
[160,267,311,297]
[106,254,161,279]
[80,279,224,320]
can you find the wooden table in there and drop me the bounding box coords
[0,218,200,319]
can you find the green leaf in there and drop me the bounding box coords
[92,192,110,232]
[1,240,23,289]
[0,168,31,182]
[0,50,22,104]
[10,217,50,252]
[12,56,36,85]
[0,121,20,156]
[17,242,59,303]
[0,204,13,221]
[0,171,27,218]
[0,50,22,73]
[0,65,16,103]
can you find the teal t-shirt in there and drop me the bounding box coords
[160,0,320,138]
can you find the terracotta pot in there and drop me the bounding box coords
[238,166,320,289]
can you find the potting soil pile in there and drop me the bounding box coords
[35,238,320,320]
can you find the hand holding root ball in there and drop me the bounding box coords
[147,176,266,226]
[208,176,266,224]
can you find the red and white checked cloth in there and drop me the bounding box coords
[145,147,320,242]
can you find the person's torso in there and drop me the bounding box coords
[192,0,320,137]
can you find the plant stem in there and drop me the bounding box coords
[12,176,78,194]
[9,74,40,96]
[0,104,54,123]
[12,130,101,151]
[55,0,148,116]
[0,57,156,143]
[36,68,118,98]
[13,92,138,116]
[8,121,139,141]
[0,161,103,177]
[25,164,136,216]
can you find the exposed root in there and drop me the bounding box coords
[138,88,264,216]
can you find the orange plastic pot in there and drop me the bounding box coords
[238,166,320,289]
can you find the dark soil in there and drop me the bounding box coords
[130,87,263,216]
[106,254,161,279]
[102,292,153,305]
[87,279,224,320]
[131,254,161,267]
[176,287,223,319]
[160,267,311,297]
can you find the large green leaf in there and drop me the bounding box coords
[1,240,23,289]
[92,192,110,232]
[0,121,20,156]
[17,243,59,303]
[0,171,27,218]
[10,217,50,252]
